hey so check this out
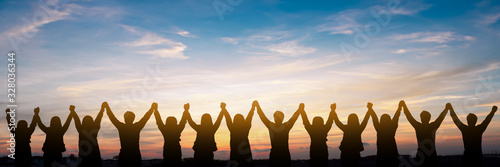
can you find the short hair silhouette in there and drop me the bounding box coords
[332,103,371,167]
[255,101,301,167]
[6,108,38,167]
[369,101,402,167]
[300,103,336,167]
[222,101,255,167]
[106,102,156,167]
[449,103,497,167]
[186,103,225,167]
[403,102,448,167]
[36,107,73,167]
[154,103,188,167]
[70,103,105,167]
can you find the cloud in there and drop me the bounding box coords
[264,40,316,57]
[221,37,239,45]
[389,32,476,43]
[176,30,197,38]
[373,1,431,16]
[120,27,188,59]
[318,9,363,35]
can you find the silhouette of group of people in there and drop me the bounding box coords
[5,100,497,167]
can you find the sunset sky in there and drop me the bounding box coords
[1,0,500,160]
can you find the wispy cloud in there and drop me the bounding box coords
[318,9,363,35]
[120,27,188,59]
[176,30,198,38]
[264,40,316,57]
[221,37,239,45]
[389,32,476,43]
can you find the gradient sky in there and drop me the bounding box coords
[1,0,500,160]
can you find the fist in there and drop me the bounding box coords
[184,103,190,110]
[220,102,226,109]
[399,100,405,107]
[151,103,158,109]
[446,103,452,109]
[367,102,373,109]
[5,108,9,113]
[493,106,498,112]
[69,105,76,111]
[252,100,258,107]
[299,103,305,110]
[331,103,336,110]
[34,107,40,114]
[102,102,108,108]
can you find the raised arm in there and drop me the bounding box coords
[331,103,346,131]
[70,105,82,132]
[359,103,372,131]
[94,102,106,129]
[325,103,336,131]
[479,106,497,131]
[447,103,465,129]
[431,104,449,128]
[285,103,303,130]
[136,103,156,129]
[300,107,311,130]
[185,103,200,131]
[255,101,272,128]
[368,103,379,129]
[392,101,403,125]
[246,101,256,125]
[34,107,48,133]
[221,102,233,130]
[28,109,38,134]
[213,103,225,131]
[106,104,123,128]
[178,105,189,131]
[402,101,419,127]
[154,108,164,128]
[62,110,74,134]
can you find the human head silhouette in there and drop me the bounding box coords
[348,114,359,126]
[124,111,135,124]
[274,111,284,124]
[420,111,431,124]
[50,116,62,128]
[201,113,213,126]
[166,116,177,126]
[82,116,94,128]
[380,114,391,125]
[18,120,28,129]
[234,114,245,126]
[312,117,324,126]
[466,113,477,126]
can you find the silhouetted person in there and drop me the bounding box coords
[332,103,371,167]
[6,108,38,167]
[107,103,156,167]
[154,103,188,167]
[70,103,106,167]
[222,101,255,167]
[186,102,225,167]
[369,101,402,167]
[36,107,74,167]
[299,103,335,167]
[403,102,448,167]
[448,103,497,167]
[255,101,301,167]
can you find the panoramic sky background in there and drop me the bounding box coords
[1,0,500,160]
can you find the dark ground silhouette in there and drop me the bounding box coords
[106,102,156,167]
[299,103,335,167]
[255,101,301,167]
[71,102,105,167]
[36,107,73,167]
[154,103,188,167]
[332,103,371,167]
[448,103,497,167]
[369,101,402,167]
[403,102,448,167]
[222,101,255,167]
[5,108,37,167]
[186,103,225,167]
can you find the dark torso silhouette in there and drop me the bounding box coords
[76,125,101,166]
[412,122,439,167]
[159,125,183,165]
[193,126,218,152]
[268,122,293,166]
[374,124,399,167]
[339,125,364,153]
[228,124,253,166]
[305,125,329,160]
[460,125,485,155]
[12,125,35,167]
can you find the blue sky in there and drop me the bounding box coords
[1,0,500,160]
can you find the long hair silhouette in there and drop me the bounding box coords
[36,107,73,167]
[222,101,255,167]
[299,103,335,167]
[332,103,371,167]
[154,103,188,167]
[6,108,38,167]
[106,102,156,167]
[448,103,497,167]
[186,102,225,167]
[369,101,402,167]
[255,101,301,167]
[403,102,448,167]
[70,102,105,167]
